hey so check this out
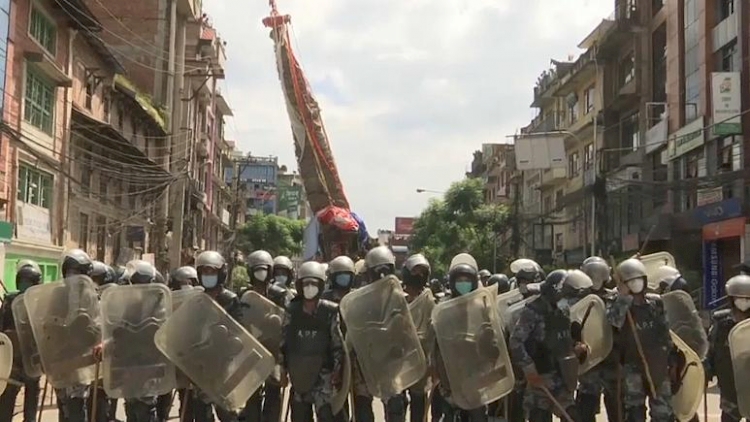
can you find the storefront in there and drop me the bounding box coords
[695,198,745,309]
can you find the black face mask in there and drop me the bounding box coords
[17,280,36,293]
[404,272,428,288]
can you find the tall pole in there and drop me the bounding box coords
[168,9,188,269]
[590,113,597,256]
[510,172,522,258]
[226,160,246,287]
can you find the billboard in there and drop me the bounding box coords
[711,72,741,135]
[394,217,415,235]
[514,134,565,170]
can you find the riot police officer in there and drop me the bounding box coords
[170,266,199,290]
[401,254,433,422]
[511,259,544,298]
[509,270,589,422]
[364,246,396,283]
[90,261,116,289]
[0,263,42,422]
[478,269,491,286]
[281,261,345,422]
[272,255,295,289]
[322,255,356,303]
[58,249,95,422]
[487,274,510,293]
[706,274,750,422]
[240,250,290,422]
[609,259,677,422]
[577,257,619,422]
[193,250,242,422]
[654,265,690,294]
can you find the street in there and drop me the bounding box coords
[13,382,725,422]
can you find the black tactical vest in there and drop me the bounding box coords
[525,299,574,374]
[712,310,737,403]
[622,294,670,387]
[285,299,337,393]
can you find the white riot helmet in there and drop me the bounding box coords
[616,258,648,295]
[365,246,396,282]
[296,261,326,300]
[195,250,227,289]
[581,256,611,291]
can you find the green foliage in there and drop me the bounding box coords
[410,178,510,277]
[231,266,250,290]
[237,214,306,258]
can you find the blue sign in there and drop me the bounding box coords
[692,198,743,226]
[702,241,724,310]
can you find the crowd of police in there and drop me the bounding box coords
[0,246,748,422]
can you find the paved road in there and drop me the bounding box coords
[14,382,725,421]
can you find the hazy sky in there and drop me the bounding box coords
[205,0,613,231]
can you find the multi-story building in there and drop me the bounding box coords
[0,0,98,284]
[662,0,749,289]
[479,143,514,206]
[67,33,171,267]
[85,0,227,268]
[276,167,307,221]
[226,154,279,218]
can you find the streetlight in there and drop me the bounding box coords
[416,188,445,194]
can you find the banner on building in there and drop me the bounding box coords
[277,185,302,213]
[711,72,741,135]
[514,134,565,170]
[702,240,723,310]
[394,217,415,235]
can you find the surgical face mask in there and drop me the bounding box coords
[202,275,218,289]
[275,275,288,285]
[627,277,645,294]
[180,284,193,291]
[735,298,750,312]
[303,285,319,300]
[253,269,268,282]
[556,298,571,312]
[454,279,473,296]
[335,273,352,288]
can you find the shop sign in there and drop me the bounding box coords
[702,241,723,310]
[711,72,742,135]
[692,198,742,226]
[667,117,705,160]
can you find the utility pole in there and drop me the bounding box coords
[168,8,188,269]
[226,158,248,286]
[510,173,522,258]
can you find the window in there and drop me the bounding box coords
[96,216,107,261]
[568,101,578,124]
[543,195,552,214]
[568,152,581,177]
[683,0,700,122]
[555,189,564,210]
[24,69,55,134]
[29,7,56,54]
[718,137,733,172]
[622,113,640,151]
[84,77,93,110]
[79,213,89,252]
[584,85,595,114]
[652,0,664,14]
[620,53,635,86]
[584,144,594,169]
[17,164,53,208]
[716,41,738,72]
[117,106,123,129]
[0,0,10,116]
[718,0,734,22]
[99,175,108,197]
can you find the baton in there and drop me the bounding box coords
[181,384,191,422]
[539,385,574,422]
[90,362,100,422]
[0,376,23,387]
[37,377,49,422]
[625,310,657,398]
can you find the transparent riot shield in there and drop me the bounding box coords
[154,293,275,412]
[239,291,285,358]
[496,289,523,329]
[486,283,498,299]
[339,275,426,398]
[569,294,612,374]
[638,252,676,291]
[24,276,101,388]
[729,318,750,418]
[662,290,708,359]
[0,332,13,395]
[11,295,43,378]
[171,287,204,312]
[409,289,436,360]
[331,346,351,414]
[502,295,538,333]
[670,331,704,421]
[101,284,176,399]
[432,287,514,409]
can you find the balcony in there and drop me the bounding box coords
[552,49,598,98]
[713,12,738,52]
[540,167,567,187]
[584,167,597,187]
[607,76,638,111]
[177,0,202,20]
[528,112,565,133]
[596,1,642,58]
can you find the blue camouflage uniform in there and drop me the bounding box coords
[607,293,675,422]
[508,299,581,422]
[575,288,620,422]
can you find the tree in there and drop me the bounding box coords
[236,214,307,258]
[410,178,510,277]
